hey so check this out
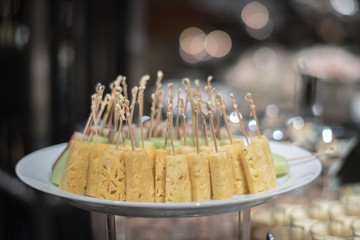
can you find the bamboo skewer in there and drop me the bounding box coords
[198,100,209,146]
[125,100,135,151]
[100,76,122,134]
[216,93,233,144]
[287,148,336,161]
[207,101,218,152]
[153,89,165,137]
[138,75,150,149]
[245,93,261,138]
[230,93,249,145]
[192,99,200,154]
[175,87,181,139]
[148,93,157,140]
[127,86,138,138]
[81,94,98,142]
[168,102,176,156]
[179,98,187,146]
[121,76,128,100]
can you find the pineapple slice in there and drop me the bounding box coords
[86,143,111,197]
[220,141,249,195]
[154,149,172,202]
[242,141,276,194]
[124,149,155,202]
[96,147,126,201]
[165,154,192,203]
[59,140,90,195]
[175,145,195,154]
[251,135,276,189]
[187,152,211,202]
[208,151,233,200]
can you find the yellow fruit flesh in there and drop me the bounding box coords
[125,149,155,202]
[187,152,211,202]
[242,141,276,194]
[86,143,111,197]
[165,154,192,203]
[96,147,126,201]
[221,142,249,195]
[251,136,276,189]
[59,140,90,195]
[154,149,171,203]
[208,151,233,200]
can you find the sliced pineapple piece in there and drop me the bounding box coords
[59,140,90,195]
[165,154,192,203]
[208,151,233,200]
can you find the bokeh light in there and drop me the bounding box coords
[241,2,269,29]
[265,104,279,118]
[322,127,333,143]
[179,27,232,64]
[205,30,232,58]
[179,27,206,55]
[248,119,257,131]
[272,130,283,140]
[330,0,358,16]
[253,47,277,71]
[229,111,242,123]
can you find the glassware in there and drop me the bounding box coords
[310,220,353,240]
[351,218,360,240]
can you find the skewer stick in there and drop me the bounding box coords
[114,103,121,147]
[100,77,121,134]
[164,98,172,151]
[182,78,191,116]
[207,102,218,152]
[156,70,163,91]
[121,76,128,100]
[164,117,170,151]
[125,101,135,151]
[179,98,187,146]
[153,89,165,137]
[117,107,126,148]
[138,76,149,149]
[88,86,108,141]
[192,99,200,154]
[245,93,261,138]
[168,103,176,156]
[81,94,98,142]
[128,86,138,137]
[168,82,174,104]
[205,76,213,102]
[113,101,120,144]
[212,88,221,138]
[216,94,233,144]
[198,100,209,146]
[150,70,163,138]
[148,93,157,140]
[195,79,200,92]
[288,147,336,161]
[230,93,249,145]
[175,88,181,139]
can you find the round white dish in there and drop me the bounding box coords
[16,141,321,218]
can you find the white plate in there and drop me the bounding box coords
[16,141,321,218]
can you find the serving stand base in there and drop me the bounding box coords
[91,209,252,240]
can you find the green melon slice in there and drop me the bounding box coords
[50,148,69,186]
[273,153,289,177]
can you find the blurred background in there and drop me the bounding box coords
[1,0,360,239]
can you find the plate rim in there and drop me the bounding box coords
[15,141,322,216]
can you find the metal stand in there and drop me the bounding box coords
[106,215,116,240]
[104,209,252,240]
[239,208,251,240]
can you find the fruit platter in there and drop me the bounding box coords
[16,72,322,217]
